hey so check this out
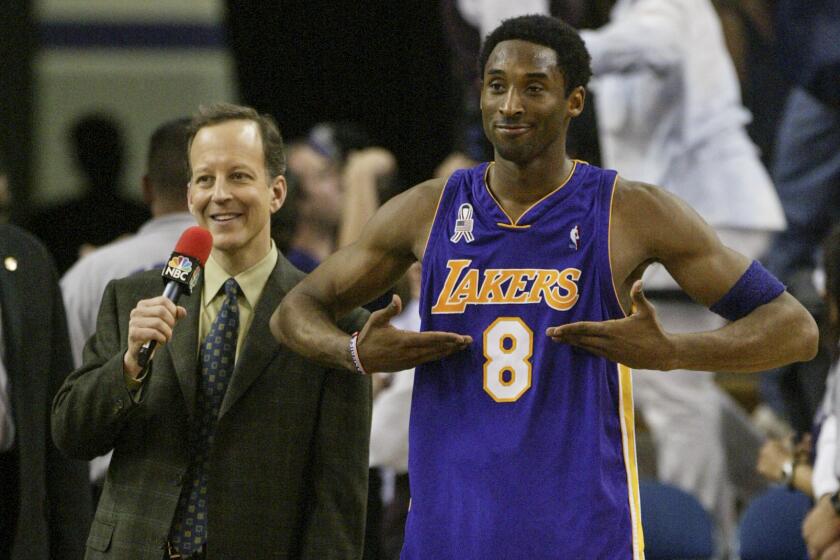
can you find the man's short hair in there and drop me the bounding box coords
[189,102,286,179]
[478,14,592,95]
[147,118,191,198]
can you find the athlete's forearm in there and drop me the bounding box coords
[271,289,355,372]
[669,293,818,373]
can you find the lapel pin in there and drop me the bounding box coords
[4,257,17,271]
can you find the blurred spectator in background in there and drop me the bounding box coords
[284,122,398,278]
[580,0,786,549]
[0,222,91,559]
[803,225,840,560]
[285,122,375,271]
[59,118,194,489]
[28,113,149,274]
[61,117,193,369]
[756,434,814,497]
[712,0,792,168]
[759,0,840,434]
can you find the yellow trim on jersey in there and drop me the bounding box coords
[483,160,579,227]
[607,173,628,318]
[617,363,645,559]
[497,222,532,230]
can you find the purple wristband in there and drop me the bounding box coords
[710,260,785,321]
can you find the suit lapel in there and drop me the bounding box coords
[219,256,289,419]
[168,276,202,419]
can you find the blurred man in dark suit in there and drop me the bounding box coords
[0,221,92,559]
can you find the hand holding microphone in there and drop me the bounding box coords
[124,227,213,379]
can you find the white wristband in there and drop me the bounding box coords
[349,332,368,375]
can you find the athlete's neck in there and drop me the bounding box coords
[487,156,575,221]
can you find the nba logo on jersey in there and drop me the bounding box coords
[450,203,475,244]
[569,225,580,250]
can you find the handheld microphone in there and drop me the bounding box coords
[136,226,213,368]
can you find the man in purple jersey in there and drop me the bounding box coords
[272,14,817,557]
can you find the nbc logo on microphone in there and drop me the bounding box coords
[168,255,193,273]
[163,254,196,283]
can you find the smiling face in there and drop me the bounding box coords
[480,39,583,165]
[188,119,286,272]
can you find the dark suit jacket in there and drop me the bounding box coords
[0,224,92,559]
[52,251,371,559]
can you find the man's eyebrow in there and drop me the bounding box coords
[486,69,505,76]
[525,72,550,79]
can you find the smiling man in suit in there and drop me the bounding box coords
[52,103,371,559]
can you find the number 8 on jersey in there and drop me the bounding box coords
[483,317,533,402]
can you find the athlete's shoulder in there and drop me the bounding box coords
[613,176,706,222]
[611,175,718,259]
[357,177,447,260]
[375,177,447,229]
[613,176,683,218]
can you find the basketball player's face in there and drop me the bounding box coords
[480,40,582,165]
[188,120,285,267]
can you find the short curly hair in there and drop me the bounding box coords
[478,14,592,95]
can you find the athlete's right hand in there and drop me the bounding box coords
[355,294,472,373]
[124,296,187,379]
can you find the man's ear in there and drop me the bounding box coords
[270,175,287,213]
[186,180,194,214]
[567,86,586,118]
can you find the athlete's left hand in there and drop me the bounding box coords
[546,280,678,370]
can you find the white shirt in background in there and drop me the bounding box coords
[369,299,420,473]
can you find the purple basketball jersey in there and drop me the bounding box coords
[404,162,644,559]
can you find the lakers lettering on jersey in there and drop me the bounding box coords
[431,259,582,314]
[402,162,644,560]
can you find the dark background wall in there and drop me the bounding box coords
[0,0,34,222]
[6,2,457,216]
[225,0,458,186]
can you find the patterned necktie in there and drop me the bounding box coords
[170,277,240,555]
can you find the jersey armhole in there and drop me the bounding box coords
[598,172,628,319]
[419,168,466,268]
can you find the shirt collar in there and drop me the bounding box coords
[202,240,278,307]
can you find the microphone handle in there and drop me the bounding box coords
[136,281,185,369]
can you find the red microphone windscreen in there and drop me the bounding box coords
[174,226,213,267]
